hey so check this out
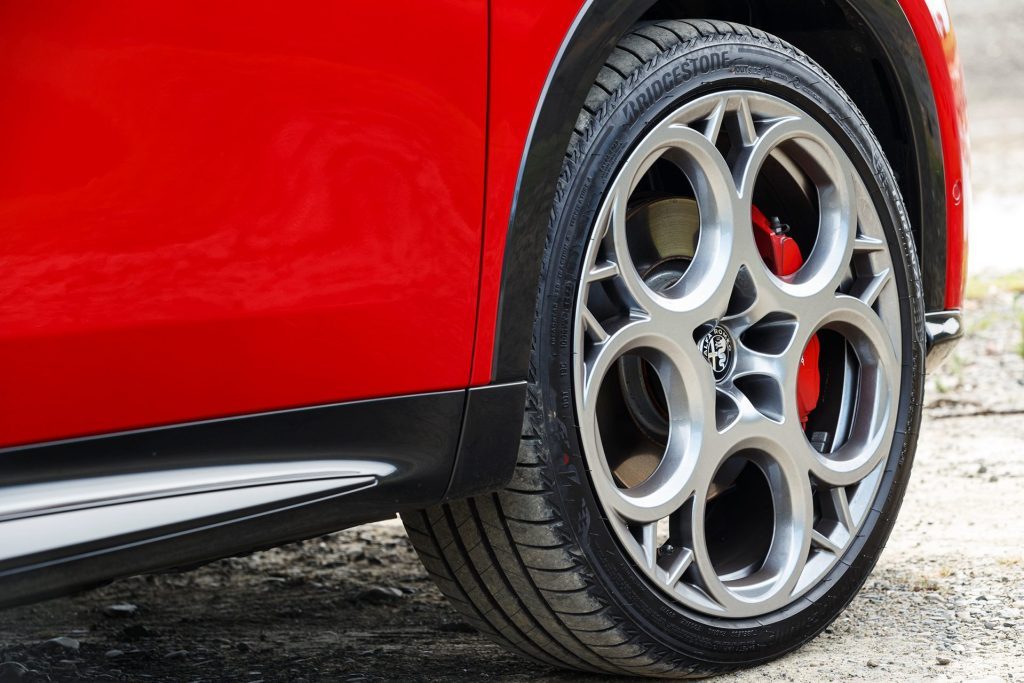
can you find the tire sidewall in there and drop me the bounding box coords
[535,34,925,663]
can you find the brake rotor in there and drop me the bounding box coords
[626,196,701,276]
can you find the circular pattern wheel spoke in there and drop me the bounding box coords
[688,433,816,614]
[573,91,903,618]
[601,110,743,320]
[795,293,900,487]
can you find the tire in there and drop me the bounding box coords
[404,19,925,677]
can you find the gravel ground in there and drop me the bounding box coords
[1,1,1022,681]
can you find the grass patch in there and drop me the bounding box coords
[964,271,1024,358]
[910,576,942,592]
[965,271,1024,300]
[1019,311,1024,358]
[967,310,1002,333]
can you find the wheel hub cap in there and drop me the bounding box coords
[698,324,734,381]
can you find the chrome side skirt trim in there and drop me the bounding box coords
[0,460,394,521]
[0,460,394,563]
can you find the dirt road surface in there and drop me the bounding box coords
[1,1,1022,681]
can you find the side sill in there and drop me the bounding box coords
[925,309,963,373]
[0,390,466,607]
[0,382,531,608]
[0,460,394,523]
[0,470,381,569]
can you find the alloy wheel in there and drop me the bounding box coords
[573,91,902,618]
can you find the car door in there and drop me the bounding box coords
[0,1,487,447]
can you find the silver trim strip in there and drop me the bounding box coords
[0,476,377,563]
[0,460,395,522]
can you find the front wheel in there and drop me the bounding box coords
[405,19,924,677]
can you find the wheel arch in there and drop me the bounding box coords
[491,0,947,383]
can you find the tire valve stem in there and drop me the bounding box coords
[659,543,676,557]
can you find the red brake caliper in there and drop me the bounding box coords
[751,206,821,428]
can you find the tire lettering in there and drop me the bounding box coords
[622,50,732,125]
[650,78,663,100]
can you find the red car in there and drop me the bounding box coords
[0,0,967,676]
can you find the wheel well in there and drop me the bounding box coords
[639,0,927,282]
[491,0,946,382]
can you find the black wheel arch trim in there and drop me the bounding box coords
[491,0,949,383]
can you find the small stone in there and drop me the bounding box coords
[977,464,988,475]
[103,603,138,618]
[354,586,404,603]
[42,636,80,653]
[867,660,880,668]
[936,656,952,665]
[105,649,124,659]
[121,624,156,639]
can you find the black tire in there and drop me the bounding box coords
[404,19,925,677]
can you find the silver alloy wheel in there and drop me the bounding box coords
[573,91,902,618]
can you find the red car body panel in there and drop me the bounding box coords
[470,0,585,385]
[0,0,966,448]
[0,2,486,446]
[899,0,970,309]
